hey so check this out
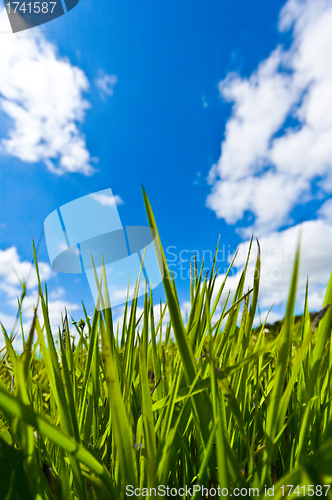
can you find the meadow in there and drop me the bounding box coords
[1,189,332,499]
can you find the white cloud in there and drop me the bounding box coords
[213,219,332,317]
[48,287,66,300]
[113,302,170,341]
[0,298,81,353]
[89,193,124,207]
[193,172,202,186]
[45,299,81,331]
[207,0,332,234]
[202,96,209,108]
[207,173,309,235]
[0,310,24,353]
[253,310,285,328]
[0,246,53,291]
[0,7,95,176]
[109,283,144,304]
[318,198,332,223]
[0,246,82,351]
[95,71,118,98]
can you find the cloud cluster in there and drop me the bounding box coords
[318,199,332,223]
[207,0,332,235]
[205,0,332,319]
[213,219,332,323]
[0,246,52,295]
[0,246,80,351]
[95,71,118,99]
[0,7,95,175]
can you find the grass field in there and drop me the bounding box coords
[1,189,332,499]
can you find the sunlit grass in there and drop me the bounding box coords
[0,188,332,499]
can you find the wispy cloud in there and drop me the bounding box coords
[89,192,124,207]
[207,0,332,235]
[318,198,332,224]
[95,71,118,99]
[0,7,96,176]
[193,172,202,186]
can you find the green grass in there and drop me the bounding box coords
[1,188,332,499]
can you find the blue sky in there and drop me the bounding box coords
[1,0,332,346]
